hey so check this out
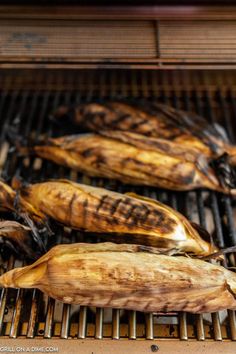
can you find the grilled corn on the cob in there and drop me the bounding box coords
[0,179,216,256]
[54,100,236,165]
[26,131,236,194]
[0,220,40,259]
[0,242,234,313]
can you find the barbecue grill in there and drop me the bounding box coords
[0,3,236,354]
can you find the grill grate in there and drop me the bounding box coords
[0,70,236,341]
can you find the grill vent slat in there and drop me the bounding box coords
[159,21,236,59]
[0,20,157,60]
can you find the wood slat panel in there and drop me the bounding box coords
[0,20,157,59]
[1,5,236,20]
[159,21,236,59]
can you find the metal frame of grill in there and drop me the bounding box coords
[0,70,236,352]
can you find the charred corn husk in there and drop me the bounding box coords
[0,220,40,259]
[0,179,216,256]
[0,242,235,313]
[0,180,44,223]
[53,100,236,165]
[27,131,236,194]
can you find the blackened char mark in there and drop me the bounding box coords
[123,204,137,221]
[67,192,77,224]
[80,148,107,167]
[116,197,175,232]
[151,209,177,233]
[225,282,236,300]
[123,158,150,167]
[96,195,110,213]
[82,198,88,221]
[56,191,63,199]
[129,119,151,131]
[176,169,196,186]
[127,205,150,226]
[19,186,30,198]
[136,204,151,223]
[0,189,15,211]
[152,103,222,154]
[107,114,132,127]
[83,112,106,129]
[95,155,106,167]
[110,198,123,216]
[80,147,95,158]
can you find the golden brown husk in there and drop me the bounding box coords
[0,179,216,256]
[0,242,235,313]
[0,180,44,223]
[54,101,236,163]
[29,131,233,194]
[0,220,36,258]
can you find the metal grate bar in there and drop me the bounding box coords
[0,91,18,143]
[219,90,236,340]
[95,308,104,339]
[78,306,87,339]
[25,92,40,138]
[23,96,41,340]
[35,92,50,139]
[0,91,8,131]
[26,289,40,338]
[112,309,120,340]
[211,313,222,341]
[4,92,30,339]
[228,310,236,341]
[179,313,188,341]
[0,257,15,334]
[196,314,205,341]
[205,91,214,124]
[145,313,154,340]
[9,289,24,338]
[0,287,8,335]
[210,192,225,248]
[44,298,55,339]
[169,92,189,340]
[198,91,224,341]
[229,90,236,142]
[61,304,71,339]
[218,91,234,142]
[222,196,236,245]
[128,311,137,340]
[59,92,73,339]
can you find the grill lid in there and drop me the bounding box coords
[1,4,236,69]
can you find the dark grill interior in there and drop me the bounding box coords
[0,70,236,341]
